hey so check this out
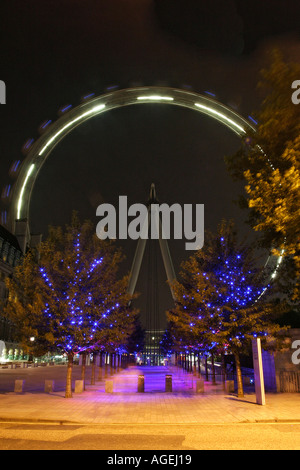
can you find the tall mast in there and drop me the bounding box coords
[127,184,176,300]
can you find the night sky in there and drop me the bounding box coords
[1,0,300,327]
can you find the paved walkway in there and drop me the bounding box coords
[0,365,299,425]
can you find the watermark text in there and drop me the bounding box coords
[291,80,300,105]
[292,340,300,365]
[0,80,6,104]
[96,196,204,251]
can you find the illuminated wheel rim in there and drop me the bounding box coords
[1,86,282,289]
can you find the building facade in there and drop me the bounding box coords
[0,220,43,361]
[0,225,23,360]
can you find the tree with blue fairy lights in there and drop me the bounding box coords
[5,214,137,398]
[168,220,284,397]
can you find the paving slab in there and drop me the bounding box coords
[0,365,299,425]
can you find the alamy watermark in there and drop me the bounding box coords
[0,80,6,104]
[96,196,204,251]
[291,80,300,105]
[292,340,300,365]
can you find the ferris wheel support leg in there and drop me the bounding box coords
[159,235,177,301]
[127,237,147,298]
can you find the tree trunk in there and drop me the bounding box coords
[221,353,226,391]
[91,353,96,385]
[65,353,74,399]
[234,351,244,398]
[211,353,216,385]
[110,353,114,375]
[98,352,103,380]
[193,355,196,375]
[205,355,209,381]
[105,353,109,377]
[81,353,86,390]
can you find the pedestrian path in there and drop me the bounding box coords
[111,366,203,393]
[0,364,299,425]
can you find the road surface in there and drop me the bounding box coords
[0,422,299,450]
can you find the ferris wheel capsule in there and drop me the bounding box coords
[58,104,72,116]
[204,90,217,98]
[1,184,11,201]
[81,93,95,103]
[22,138,34,155]
[105,85,119,92]
[38,120,52,135]
[1,210,7,226]
[181,84,193,90]
[9,160,21,178]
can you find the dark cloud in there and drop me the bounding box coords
[153,0,244,55]
[153,0,300,55]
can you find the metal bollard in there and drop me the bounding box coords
[165,375,172,393]
[138,375,145,393]
[225,380,235,394]
[196,379,205,393]
[74,380,85,393]
[14,380,25,393]
[45,380,55,393]
[105,380,114,393]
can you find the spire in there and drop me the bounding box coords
[147,183,159,205]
